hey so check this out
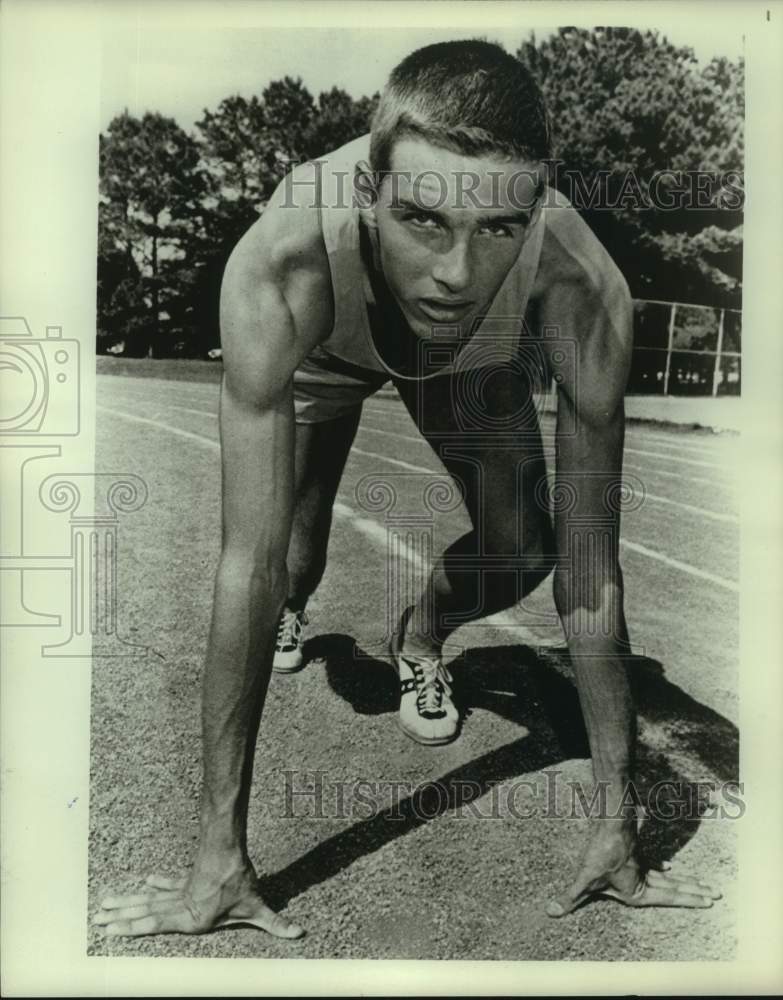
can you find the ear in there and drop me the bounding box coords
[354,159,380,230]
[529,192,544,231]
[519,181,546,245]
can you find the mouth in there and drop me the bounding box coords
[417,298,474,323]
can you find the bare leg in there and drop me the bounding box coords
[284,406,362,612]
[395,368,720,911]
[394,368,554,653]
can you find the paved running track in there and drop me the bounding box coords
[89,371,739,961]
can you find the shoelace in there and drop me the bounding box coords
[403,653,454,717]
[276,610,308,650]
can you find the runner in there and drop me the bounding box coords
[95,39,720,938]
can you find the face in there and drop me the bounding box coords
[368,137,544,342]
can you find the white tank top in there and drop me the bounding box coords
[315,134,549,380]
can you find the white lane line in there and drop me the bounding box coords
[622,446,724,470]
[103,388,727,461]
[358,424,423,445]
[349,446,437,475]
[129,395,736,485]
[629,432,734,454]
[101,403,543,642]
[109,384,732,466]
[620,540,739,593]
[366,399,734,442]
[103,400,217,419]
[347,442,739,591]
[536,444,730,491]
[623,461,733,492]
[101,405,739,592]
[99,383,219,407]
[98,405,219,448]
[538,449,736,516]
[103,389,219,410]
[358,425,736,522]
[359,419,732,489]
[98,373,220,393]
[634,492,736,524]
[160,404,217,418]
[364,405,730,469]
[105,398,737,518]
[362,416,725,469]
[331,501,545,643]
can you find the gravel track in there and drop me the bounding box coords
[88,370,739,960]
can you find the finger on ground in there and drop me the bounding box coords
[545,884,594,918]
[99,892,173,910]
[645,869,722,898]
[220,905,305,939]
[103,910,197,937]
[146,874,188,891]
[95,898,189,924]
[605,885,714,908]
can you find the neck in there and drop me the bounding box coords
[358,218,426,379]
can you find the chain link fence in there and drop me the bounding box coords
[628,299,741,396]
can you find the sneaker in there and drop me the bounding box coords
[273,608,308,673]
[390,606,459,745]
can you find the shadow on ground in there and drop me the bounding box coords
[255,634,738,911]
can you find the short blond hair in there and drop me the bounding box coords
[369,40,551,175]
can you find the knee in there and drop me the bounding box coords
[552,561,625,617]
[481,517,556,589]
[481,509,554,560]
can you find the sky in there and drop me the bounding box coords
[99,12,745,134]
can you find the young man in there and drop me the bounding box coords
[96,40,719,939]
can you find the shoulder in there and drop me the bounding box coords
[226,161,329,287]
[224,162,334,346]
[226,132,370,284]
[533,187,631,318]
[531,189,633,420]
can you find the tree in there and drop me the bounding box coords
[97,200,143,351]
[195,94,272,248]
[303,87,379,158]
[99,111,208,355]
[191,81,378,350]
[517,28,744,306]
[192,79,321,320]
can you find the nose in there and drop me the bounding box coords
[431,239,472,293]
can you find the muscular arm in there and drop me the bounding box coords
[198,276,299,863]
[538,211,718,915]
[542,258,634,794]
[96,167,331,937]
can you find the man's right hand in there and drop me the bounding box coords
[94,863,304,939]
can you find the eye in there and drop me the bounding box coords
[479,223,514,238]
[405,211,440,230]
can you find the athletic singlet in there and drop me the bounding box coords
[313,134,550,381]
